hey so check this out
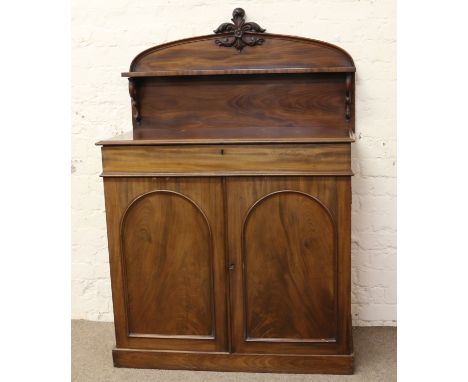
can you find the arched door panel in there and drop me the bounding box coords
[243,191,336,341]
[227,177,341,355]
[105,177,228,352]
[122,191,214,337]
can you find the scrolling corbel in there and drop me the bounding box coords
[128,78,141,125]
[345,73,356,136]
[345,74,352,122]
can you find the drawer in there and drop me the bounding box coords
[100,144,352,177]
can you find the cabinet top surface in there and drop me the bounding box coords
[96,127,355,146]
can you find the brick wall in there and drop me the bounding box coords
[72,0,396,326]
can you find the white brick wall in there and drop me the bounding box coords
[72,0,396,326]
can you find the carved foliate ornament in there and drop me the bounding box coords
[213,8,266,52]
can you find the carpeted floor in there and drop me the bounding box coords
[71,320,396,381]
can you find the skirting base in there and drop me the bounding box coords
[113,348,354,374]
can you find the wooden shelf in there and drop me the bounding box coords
[122,67,356,78]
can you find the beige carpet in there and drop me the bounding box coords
[72,320,396,381]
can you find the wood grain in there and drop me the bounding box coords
[103,177,228,352]
[101,144,352,176]
[134,73,349,133]
[113,348,354,374]
[122,191,214,337]
[127,34,355,74]
[243,191,336,342]
[123,67,356,77]
[336,177,353,354]
[96,127,354,146]
[226,176,350,355]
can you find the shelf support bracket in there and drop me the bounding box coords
[128,78,141,125]
[345,74,352,122]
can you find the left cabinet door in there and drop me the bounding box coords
[103,177,228,352]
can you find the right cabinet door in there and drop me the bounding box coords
[226,176,351,355]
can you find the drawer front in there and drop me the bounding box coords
[101,144,351,176]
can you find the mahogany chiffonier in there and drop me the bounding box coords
[97,8,356,374]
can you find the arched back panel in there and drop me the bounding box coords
[123,8,355,143]
[125,34,355,75]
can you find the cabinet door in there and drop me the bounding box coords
[104,177,228,352]
[226,177,351,355]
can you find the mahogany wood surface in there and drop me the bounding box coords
[96,128,354,145]
[123,68,355,77]
[243,191,336,342]
[113,348,354,374]
[99,7,355,374]
[127,73,353,137]
[226,177,351,355]
[122,191,214,337]
[126,34,354,75]
[121,10,355,137]
[101,144,352,177]
[133,74,349,133]
[103,178,228,352]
